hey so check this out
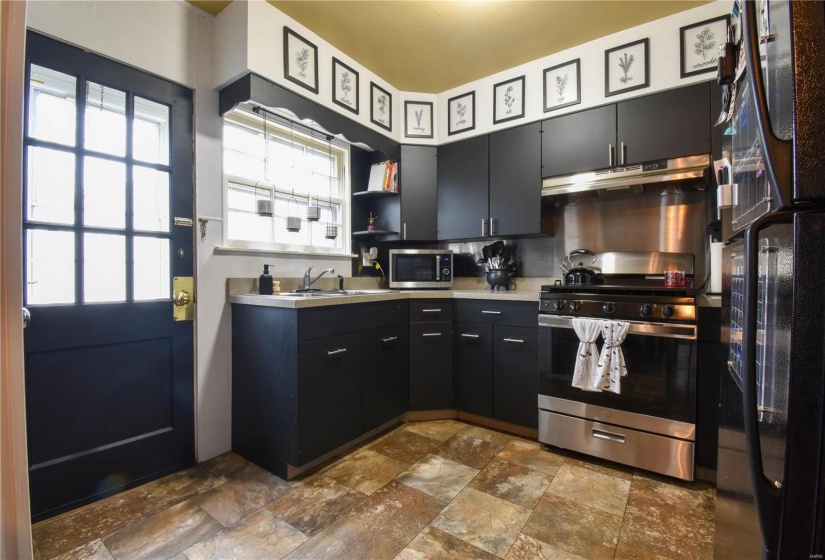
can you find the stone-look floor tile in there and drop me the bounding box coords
[199,452,254,481]
[33,466,220,559]
[562,455,635,481]
[458,426,514,448]
[522,492,623,560]
[403,420,467,442]
[613,541,675,560]
[395,526,499,560]
[183,508,308,560]
[369,429,442,464]
[436,432,509,470]
[267,475,366,537]
[283,515,400,560]
[191,464,292,527]
[51,539,115,560]
[432,487,531,558]
[324,449,409,495]
[630,473,715,514]
[396,454,480,503]
[469,459,553,510]
[504,533,589,560]
[495,440,565,476]
[546,463,631,515]
[101,500,221,560]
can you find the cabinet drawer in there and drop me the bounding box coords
[298,300,408,341]
[454,299,537,328]
[410,299,453,323]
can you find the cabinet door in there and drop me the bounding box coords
[493,326,538,429]
[454,323,493,417]
[489,122,542,236]
[363,323,409,432]
[409,322,453,410]
[617,82,710,165]
[541,105,617,177]
[400,145,437,241]
[437,136,489,240]
[296,332,363,465]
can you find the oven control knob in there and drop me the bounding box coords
[569,301,581,312]
[603,302,615,314]
[662,304,675,318]
[553,300,565,311]
[640,304,653,316]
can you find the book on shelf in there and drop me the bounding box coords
[366,160,398,193]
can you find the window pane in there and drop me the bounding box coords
[133,166,170,232]
[85,82,126,156]
[133,97,169,165]
[28,65,76,146]
[84,157,125,228]
[26,230,75,305]
[224,150,264,181]
[133,237,169,300]
[26,146,75,224]
[228,210,273,242]
[84,233,125,303]
[272,193,311,246]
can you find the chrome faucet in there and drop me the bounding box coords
[302,266,335,290]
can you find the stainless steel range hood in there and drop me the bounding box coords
[542,154,711,197]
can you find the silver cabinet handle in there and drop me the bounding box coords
[381,336,398,343]
[608,144,614,167]
[422,308,442,313]
[481,218,488,237]
[503,338,524,343]
[327,348,347,355]
[422,332,442,337]
[620,142,626,166]
[461,333,479,338]
[489,217,496,236]
[403,223,407,240]
[592,428,626,444]
[481,310,501,315]
[23,308,30,329]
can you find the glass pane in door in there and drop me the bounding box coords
[28,64,77,146]
[133,237,170,301]
[84,82,126,156]
[26,230,75,305]
[26,146,75,225]
[83,233,126,303]
[133,166,170,232]
[83,157,125,229]
[133,97,170,165]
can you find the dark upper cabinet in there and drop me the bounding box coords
[541,104,617,178]
[400,145,437,241]
[453,322,493,417]
[489,122,543,236]
[437,136,489,240]
[409,322,453,410]
[363,323,409,432]
[617,82,711,165]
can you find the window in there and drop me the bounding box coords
[222,109,350,255]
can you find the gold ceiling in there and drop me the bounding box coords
[189,1,711,93]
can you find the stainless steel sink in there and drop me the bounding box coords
[343,289,394,295]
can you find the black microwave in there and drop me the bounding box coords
[389,249,453,289]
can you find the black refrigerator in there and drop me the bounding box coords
[715,1,825,558]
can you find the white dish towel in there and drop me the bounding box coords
[571,318,602,391]
[592,320,630,394]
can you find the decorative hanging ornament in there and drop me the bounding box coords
[324,134,338,240]
[306,128,321,222]
[286,189,301,232]
[255,107,275,217]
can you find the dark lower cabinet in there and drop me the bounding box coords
[454,323,493,417]
[410,322,453,410]
[493,326,538,429]
[297,333,363,465]
[363,324,409,431]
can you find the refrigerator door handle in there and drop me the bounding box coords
[743,210,793,553]
[742,0,792,201]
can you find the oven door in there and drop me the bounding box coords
[538,315,697,425]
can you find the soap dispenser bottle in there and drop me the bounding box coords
[259,264,274,295]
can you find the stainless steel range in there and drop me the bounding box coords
[538,251,698,481]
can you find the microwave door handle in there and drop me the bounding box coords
[742,211,792,553]
[435,256,440,281]
[742,0,791,202]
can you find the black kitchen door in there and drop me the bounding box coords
[23,32,195,521]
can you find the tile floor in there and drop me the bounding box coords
[32,420,715,560]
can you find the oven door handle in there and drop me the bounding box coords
[538,314,697,340]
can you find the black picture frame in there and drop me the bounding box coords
[283,27,319,94]
[680,15,730,78]
[605,38,649,97]
[332,57,359,114]
[404,101,433,139]
[493,75,525,125]
[370,82,392,132]
[543,58,581,112]
[448,91,475,136]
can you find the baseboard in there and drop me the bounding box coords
[457,411,538,440]
[405,409,458,422]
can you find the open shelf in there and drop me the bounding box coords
[353,190,398,198]
[352,230,398,237]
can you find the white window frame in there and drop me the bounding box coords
[221,109,351,257]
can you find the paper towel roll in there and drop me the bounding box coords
[710,242,724,293]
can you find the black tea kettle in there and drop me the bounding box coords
[561,249,600,284]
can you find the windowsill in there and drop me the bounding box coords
[213,246,358,259]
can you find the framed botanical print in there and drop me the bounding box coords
[493,76,525,124]
[543,59,581,112]
[370,82,392,131]
[680,16,729,78]
[605,38,649,97]
[404,101,433,139]
[332,57,359,114]
[447,91,475,136]
[283,27,318,94]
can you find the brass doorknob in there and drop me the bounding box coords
[173,290,191,307]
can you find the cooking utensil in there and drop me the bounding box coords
[564,249,599,284]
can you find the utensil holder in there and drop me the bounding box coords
[486,269,513,291]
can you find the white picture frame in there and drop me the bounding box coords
[447,91,475,136]
[605,38,649,97]
[404,101,433,139]
[543,59,581,112]
[493,76,525,125]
